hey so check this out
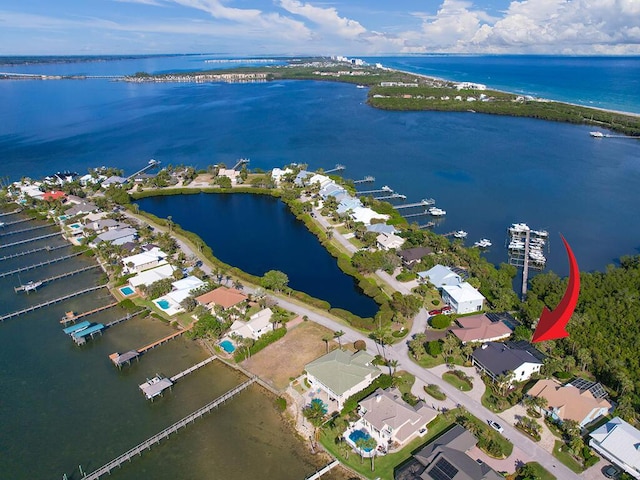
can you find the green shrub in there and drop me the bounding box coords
[431,314,452,329]
[341,374,393,415]
[275,397,287,412]
[233,327,287,362]
[427,340,443,357]
[396,271,417,282]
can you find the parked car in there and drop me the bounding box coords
[488,420,504,433]
[602,465,621,479]
[428,308,443,316]
[429,306,453,316]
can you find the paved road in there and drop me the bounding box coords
[123,205,580,479]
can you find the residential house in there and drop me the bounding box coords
[229,308,274,340]
[336,197,362,215]
[377,232,405,251]
[65,201,98,217]
[121,247,168,274]
[84,219,122,235]
[195,286,248,311]
[366,223,397,236]
[394,424,503,480]
[441,282,485,314]
[92,227,137,246]
[350,206,388,225]
[451,315,513,345]
[527,379,612,427]
[319,183,346,199]
[218,168,240,185]
[307,173,332,189]
[270,167,293,185]
[418,264,462,289]
[128,263,176,291]
[589,417,640,479]
[153,276,206,316]
[472,341,543,383]
[398,247,433,268]
[42,190,67,202]
[101,175,128,187]
[305,350,381,410]
[294,170,311,186]
[353,388,437,451]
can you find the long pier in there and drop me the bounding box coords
[324,164,345,174]
[374,193,406,200]
[0,223,52,237]
[14,264,99,292]
[60,302,119,324]
[305,460,340,480]
[418,222,436,229]
[404,210,429,218]
[352,176,374,184]
[394,199,435,209]
[137,326,193,354]
[0,251,86,278]
[170,356,216,382]
[81,377,257,480]
[1,217,31,227]
[0,231,60,249]
[0,244,66,262]
[357,187,391,195]
[0,285,107,322]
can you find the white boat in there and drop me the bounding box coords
[356,85,366,89]
[474,238,492,248]
[428,207,446,216]
[509,223,529,233]
[23,280,43,292]
[381,185,392,192]
[531,229,548,237]
[590,131,604,138]
[453,230,468,239]
[509,241,525,249]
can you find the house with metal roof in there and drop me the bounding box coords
[589,417,640,479]
[92,227,138,246]
[128,263,176,290]
[441,282,485,314]
[336,197,363,215]
[527,379,612,427]
[418,264,462,289]
[394,424,503,480]
[305,350,381,410]
[472,341,543,383]
[229,308,274,340]
[121,247,168,274]
[352,388,437,451]
[366,223,397,235]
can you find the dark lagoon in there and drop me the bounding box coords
[136,193,379,318]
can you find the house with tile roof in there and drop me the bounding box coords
[441,282,485,314]
[589,417,640,479]
[353,388,437,451]
[472,341,543,384]
[527,379,612,427]
[305,350,381,410]
[195,286,248,311]
[42,190,66,202]
[394,424,503,480]
[451,315,513,345]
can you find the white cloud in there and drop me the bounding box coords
[278,0,366,38]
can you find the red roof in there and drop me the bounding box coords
[195,287,247,309]
[43,190,66,201]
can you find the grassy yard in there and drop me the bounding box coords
[320,415,455,480]
[553,440,584,473]
[516,462,557,480]
[424,384,446,401]
[442,370,473,391]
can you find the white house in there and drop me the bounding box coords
[218,168,240,185]
[128,263,176,290]
[92,227,138,247]
[590,417,640,479]
[441,282,485,314]
[472,341,543,383]
[307,173,332,188]
[350,206,388,226]
[376,232,405,251]
[305,350,381,411]
[229,308,274,340]
[352,388,437,450]
[270,167,293,185]
[122,247,168,274]
[417,264,462,289]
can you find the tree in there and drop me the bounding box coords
[431,314,452,329]
[322,336,331,353]
[354,340,366,351]
[426,340,442,357]
[261,270,289,292]
[333,330,345,348]
[303,400,327,448]
[408,333,427,360]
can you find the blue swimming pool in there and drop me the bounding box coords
[157,299,170,310]
[119,286,134,296]
[69,223,81,228]
[219,340,235,353]
[349,429,374,451]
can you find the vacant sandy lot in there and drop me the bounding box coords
[241,321,337,391]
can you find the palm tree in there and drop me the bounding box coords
[322,336,331,353]
[167,215,173,233]
[333,330,345,348]
[232,279,244,291]
[389,359,399,379]
[302,400,327,449]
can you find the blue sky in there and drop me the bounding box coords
[1,0,639,55]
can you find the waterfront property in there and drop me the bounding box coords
[471,341,544,383]
[451,315,513,345]
[195,286,248,312]
[128,263,176,292]
[121,246,168,274]
[441,282,485,314]
[228,308,274,340]
[304,349,381,411]
[418,264,462,289]
[152,275,204,316]
[589,417,640,479]
[345,387,436,455]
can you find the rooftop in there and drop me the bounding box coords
[472,340,543,376]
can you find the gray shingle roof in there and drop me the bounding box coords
[472,342,543,378]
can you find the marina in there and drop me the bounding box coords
[0,231,61,249]
[60,302,119,324]
[507,223,549,297]
[13,264,100,292]
[0,223,52,237]
[0,243,67,262]
[393,199,435,209]
[0,250,87,278]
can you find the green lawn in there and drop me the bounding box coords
[522,462,557,480]
[442,371,472,391]
[320,416,455,480]
[424,384,446,401]
[553,440,584,473]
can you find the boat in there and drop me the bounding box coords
[23,280,43,292]
[590,131,604,138]
[508,241,525,249]
[381,185,392,192]
[428,207,446,216]
[453,230,468,239]
[531,229,548,237]
[474,238,492,248]
[508,222,529,233]
[356,85,366,89]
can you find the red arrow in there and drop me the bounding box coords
[531,234,580,343]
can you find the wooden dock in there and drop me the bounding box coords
[352,176,375,184]
[81,377,257,480]
[305,460,340,480]
[0,243,66,262]
[0,208,22,217]
[105,309,146,328]
[0,231,60,249]
[60,302,118,324]
[0,217,31,227]
[394,198,435,209]
[0,285,107,322]
[0,223,52,237]
[0,251,86,278]
[137,326,193,354]
[170,356,216,382]
[14,264,99,292]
